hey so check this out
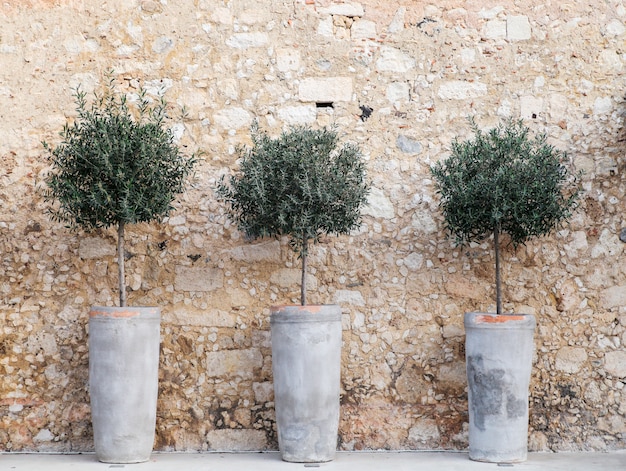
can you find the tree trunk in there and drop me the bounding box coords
[301,233,308,306]
[118,221,127,307]
[494,227,502,315]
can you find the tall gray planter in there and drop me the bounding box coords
[270,305,342,463]
[464,312,536,463]
[89,306,161,463]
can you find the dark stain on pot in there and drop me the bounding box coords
[468,355,529,429]
[467,355,505,431]
[506,394,526,418]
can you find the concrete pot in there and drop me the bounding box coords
[270,305,342,463]
[464,312,536,463]
[89,306,161,463]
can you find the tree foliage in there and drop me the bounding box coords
[43,73,196,306]
[217,124,369,304]
[430,118,581,313]
[43,75,196,231]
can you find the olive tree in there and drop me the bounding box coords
[217,124,369,305]
[430,118,581,314]
[44,74,196,307]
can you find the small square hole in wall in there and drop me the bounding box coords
[316,102,334,109]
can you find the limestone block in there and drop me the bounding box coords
[410,209,437,235]
[206,348,263,379]
[408,419,441,444]
[318,3,365,17]
[238,9,270,25]
[555,346,588,373]
[206,429,268,451]
[591,229,624,259]
[317,16,334,37]
[520,95,544,119]
[228,241,281,262]
[252,381,274,403]
[78,238,115,259]
[174,266,224,292]
[275,48,300,72]
[376,46,415,73]
[402,253,424,271]
[507,16,531,41]
[606,19,625,36]
[277,105,317,125]
[225,32,269,49]
[152,36,174,54]
[442,324,464,338]
[604,351,626,377]
[396,135,422,154]
[479,6,504,19]
[166,309,236,327]
[351,19,377,40]
[386,82,410,103]
[593,96,613,115]
[210,6,233,23]
[212,107,252,130]
[387,7,406,34]
[599,49,623,72]
[362,186,395,219]
[549,93,569,120]
[483,20,506,39]
[298,77,353,102]
[444,274,486,301]
[597,414,626,433]
[270,268,318,290]
[334,289,365,306]
[437,80,487,100]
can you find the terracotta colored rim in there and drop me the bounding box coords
[89,306,160,319]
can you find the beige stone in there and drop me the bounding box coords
[174,266,224,292]
[555,347,588,373]
[206,349,263,379]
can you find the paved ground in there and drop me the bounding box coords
[2,451,625,471]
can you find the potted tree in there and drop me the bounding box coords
[430,118,580,463]
[217,124,369,462]
[43,73,196,463]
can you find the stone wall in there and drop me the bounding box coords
[1,0,625,453]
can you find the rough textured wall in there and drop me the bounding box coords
[0,0,625,453]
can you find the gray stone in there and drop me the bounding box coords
[620,228,626,243]
[396,135,422,154]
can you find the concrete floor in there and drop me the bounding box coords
[2,451,625,471]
